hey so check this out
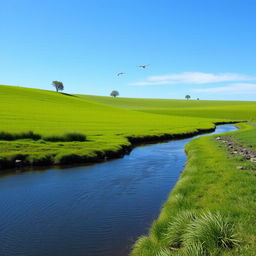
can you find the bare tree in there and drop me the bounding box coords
[52,81,64,92]
[110,90,119,97]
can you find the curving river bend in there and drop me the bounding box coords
[0,125,237,256]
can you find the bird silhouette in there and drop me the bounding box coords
[138,64,150,69]
[117,72,125,76]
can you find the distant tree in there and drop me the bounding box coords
[110,90,119,97]
[197,98,200,100]
[52,81,64,92]
[185,95,191,100]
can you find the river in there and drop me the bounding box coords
[0,125,237,256]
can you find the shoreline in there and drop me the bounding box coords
[0,121,242,173]
[130,122,255,256]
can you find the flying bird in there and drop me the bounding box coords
[117,72,125,76]
[138,64,150,69]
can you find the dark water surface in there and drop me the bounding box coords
[0,125,237,256]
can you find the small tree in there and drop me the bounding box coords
[185,95,191,100]
[110,90,119,98]
[52,81,64,92]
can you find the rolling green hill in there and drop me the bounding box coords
[0,85,220,136]
[1,84,255,169]
[78,94,256,121]
[0,84,226,168]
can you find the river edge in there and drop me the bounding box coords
[130,122,256,256]
[0,121,243,173]
[0,124,246,256]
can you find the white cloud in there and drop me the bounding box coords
[130,72,254,86]
[193,83,256,94]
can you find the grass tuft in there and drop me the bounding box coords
[183,211,239,250]
[165,210,197,248]
[180,243,206,256]
[155,248,172,256]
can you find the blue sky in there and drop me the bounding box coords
[1,0,256,100]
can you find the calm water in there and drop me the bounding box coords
[0,125,237,256]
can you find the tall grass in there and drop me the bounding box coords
[155,248,172,256]
[164,210,197,248]
[132,211,238,256]
[180,243,206,256]
[183,211,239,250]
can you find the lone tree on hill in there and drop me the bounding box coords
[185,95,191,100]
[110,90,119,98]
[52,81,64,92]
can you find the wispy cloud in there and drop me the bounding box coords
[193,83,256,94]
[130,72,255,86]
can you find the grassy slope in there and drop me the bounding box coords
[131,123,256,256]
[0,85,219,136]
[0,85,223,167]
[78,94,256,121]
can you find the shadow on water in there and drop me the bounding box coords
[0,125,237,256]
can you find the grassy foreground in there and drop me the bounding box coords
[131,123,256,256]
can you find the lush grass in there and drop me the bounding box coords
[0,84,229,168]
[0,85,222,136]
[130,123,256,256]
[78,94,256,122]
[229,123,256,149]
[0,134,130,168]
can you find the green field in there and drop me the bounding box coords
[1,84,256,255]
[78,94,256,122]
[0,84,236,168]
[0,84,255,167]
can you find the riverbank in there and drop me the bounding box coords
[1,84,235,172]
[1,85,254,173]
[131,122,256,256]
[0,125,238,256]
[0,121,240,172]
